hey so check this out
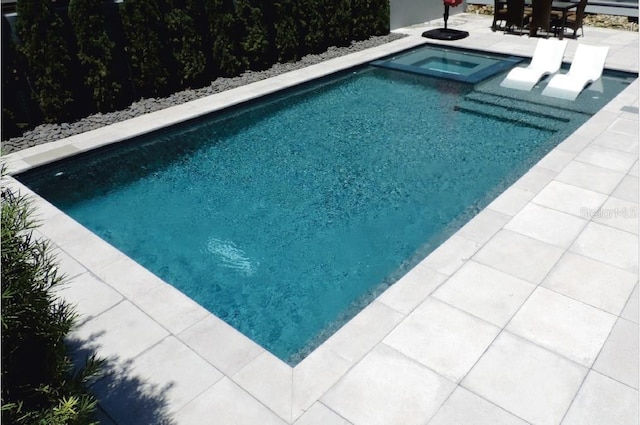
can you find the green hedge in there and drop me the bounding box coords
[68,0,123,112]
[3,0,390,135]
[16,0,75,123]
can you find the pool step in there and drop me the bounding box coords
[454,92,568,131]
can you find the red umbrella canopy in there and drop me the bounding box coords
[443,0,463,6]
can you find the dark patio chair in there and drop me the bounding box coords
[529,0,554,37]
[558,0,588,38]
[492,0,509,31]
[504,0,529,35]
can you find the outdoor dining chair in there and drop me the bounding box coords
[492,0,509,31]
[554,0,588,38]
[505,0,529,34]
[529,0,555,37]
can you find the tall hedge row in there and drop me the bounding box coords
[68,0,123,112]
[3,0,391,138]
[15,0,75,123]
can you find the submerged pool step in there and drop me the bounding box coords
[454,92,568,132]
[463,92,572,123]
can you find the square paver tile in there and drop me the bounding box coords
[53,272,123,324]
[377,265,448,315]
[542,252,637,315]
[69,300,169,363]
[593,318,639,389]
[292,344,352,419]
[570,222,639,272]
[621,284,639,323]
[321,344,456,425]
[51,245,89,280]
[293,403,352,425]
[433,260,535,327]
[427,386,528,425]
[37,212,87,246]
[609,118,639,137]
[384,298,499,382]
[60,231,129,272]
[320,301,404,363]
[462,332,587,425]
[595,130,640,155]
[135,284,210,335]
[562,371,639,425]
[612,175,639,203]
[504,203,588,248]
[457,208,511,244]
[96,336,223,425]
[419,235,481,276]
[233,351,293,422]
[473,230,565,284]
[575,145,638,173]
[487,187,536,216]
[95,407,117,425]
[556,161,626,194]
[571,112,617,142]
[175,377,286,425]
[94,257,165,301]
[536,149,576,173]
[506,287,617,366]
[592,196,639,234]
[557,132,596,153]
[513,166,557,193]
[532,181,608,218]
[178,315,264,377]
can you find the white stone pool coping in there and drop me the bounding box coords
[3,14,638,425]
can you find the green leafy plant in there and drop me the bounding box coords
[120,0,171,98]
[237,0,274,70]
[164,0,208,88]
[68,0,122,112]
[273,0,301,61]
[205,0,246,77]
[16,0,75,122]
[325,0,352,47]
[1,170,103,425]
[299,0,326,54]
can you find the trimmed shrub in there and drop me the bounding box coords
[324,0,352,46]
[120,0,171,98]
[16,0,74,122]
[236,0,274,70]
[299,0,326,53]
[205,0,246,77]
[370,0,391,35]
[68,0,122,112]
[273,0,301,61]
[164,0,208,88]
[2,18,28,139]
[1,172,103,425]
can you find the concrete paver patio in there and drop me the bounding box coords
[3,13,638,425]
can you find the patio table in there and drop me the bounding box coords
[527,0,578,38]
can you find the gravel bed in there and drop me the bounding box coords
[2,33,406,154]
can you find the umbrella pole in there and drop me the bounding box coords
[443,4,450,29]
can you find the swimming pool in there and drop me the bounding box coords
[17,45,636,365]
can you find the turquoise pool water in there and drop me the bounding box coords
[18,48,635,364]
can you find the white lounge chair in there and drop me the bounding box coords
[500,38,568,91]
[541,44,609,101]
